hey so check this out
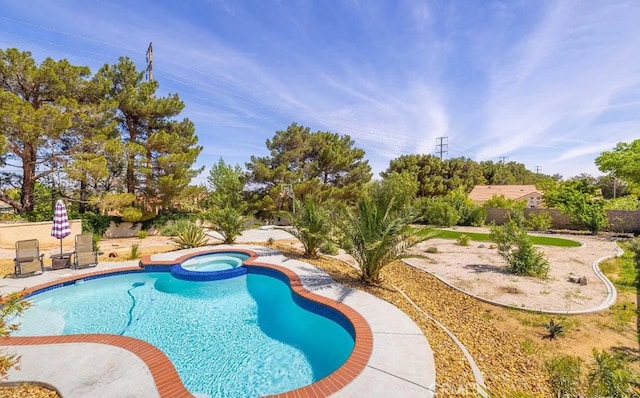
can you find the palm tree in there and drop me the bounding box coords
[281,196,331,258]
[337,197,431,284]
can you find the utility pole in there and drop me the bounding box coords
[435,136,448,160]
[499,156,508,163]
[535,166,541,174]
[145,42,153,81]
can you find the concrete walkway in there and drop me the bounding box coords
[1,236,435,397]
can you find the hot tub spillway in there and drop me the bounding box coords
[170,253,248,281]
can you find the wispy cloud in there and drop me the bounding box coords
[476,0,640,175]
[3,0,640,179]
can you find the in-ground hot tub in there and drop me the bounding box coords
[170,252,250,281]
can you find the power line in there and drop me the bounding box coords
[435,136,448,160]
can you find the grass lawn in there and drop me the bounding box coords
[424,228,581,247]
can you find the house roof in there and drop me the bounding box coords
[468,185,543,202]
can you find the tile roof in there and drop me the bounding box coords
[468,185,542,202]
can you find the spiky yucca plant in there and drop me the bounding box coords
[172,224,209,249]
[545,319,564,340]
[338,197,432,284]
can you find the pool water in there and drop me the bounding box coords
[14,272,355,397]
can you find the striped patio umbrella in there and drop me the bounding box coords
[51,199,71,254]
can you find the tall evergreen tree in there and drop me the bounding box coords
[246,123,371,213]
[383,154,485,197]
[96,57,202,211]
[0,48,90,213]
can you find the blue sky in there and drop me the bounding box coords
[2,0,640,184]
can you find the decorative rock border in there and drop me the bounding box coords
[392,285,488,398]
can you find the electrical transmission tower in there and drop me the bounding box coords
[535,166,541,174]
[145,42,153,81]
[499,156,508,163]
[435,136,448,160]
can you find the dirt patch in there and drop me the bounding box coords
[405,231,619,312]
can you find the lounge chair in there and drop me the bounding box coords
[73,233,99,269]
[13,239,45,277]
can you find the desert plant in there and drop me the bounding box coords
[456,234,471,246]
[336,197,432,284]
[160,219,193,236]
[425,246,438,254]
[266,237,275,246]
[137,230,148,239]
[0,293,31,379]
[420,198,460,227]
[129,244,139,260]
[280,196,332,258]
[320,241,339,256]
[526,211,552,231]
[587,349,639,397]
[207,206,249,244]
[80,212,112,236]
[544,319,564,339]
[490,220,550,278]
[546,355,583,398]
[172,224,209,249]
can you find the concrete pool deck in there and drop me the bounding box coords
[0,243,435,397]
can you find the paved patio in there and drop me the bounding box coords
[0,240,436,397]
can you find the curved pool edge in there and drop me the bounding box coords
[139,248,374,397]
[2,249,374,398]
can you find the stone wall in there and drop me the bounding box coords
[485,208,640,233]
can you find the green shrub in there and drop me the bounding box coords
[421,199,460,227]
[207,206,249,244]
[490,220,550,278]
[628,237,640,268]
[81,212,112,237]
[145,211,196,231]
[587,349,638,397]
[425,246,438,254]
[172,224,209,249]
[526,211,552,231]
[456,234,471,246]
[546,355,583,398]
[129,244,139,260]
[137,230,148,239]
[121,206,144,222]
[460,204,486,227]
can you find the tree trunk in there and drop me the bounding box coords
[79,177,88,213]
[20,144,37,214]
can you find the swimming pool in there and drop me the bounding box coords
[13,267,356,397]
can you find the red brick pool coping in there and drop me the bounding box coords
[1,248,373,398]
